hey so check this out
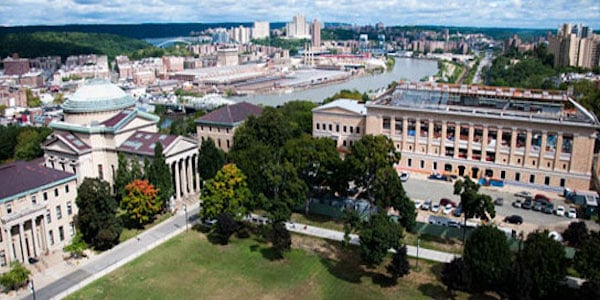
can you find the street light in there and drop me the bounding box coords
[183,204,188,232]
[416,238,420,269]
[29,279,36,300]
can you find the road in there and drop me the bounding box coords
[472,50,493,84]
[22,204,200,300]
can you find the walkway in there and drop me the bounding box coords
[285,222,457,263]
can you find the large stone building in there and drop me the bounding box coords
[0,160,78,271]
[196,102,263,152]
[42,79,199,202]
[313,82,600,190]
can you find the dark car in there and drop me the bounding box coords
[522,199,533,210]
[544,203,554,214]
[440,198,457,207]
[504,215,523,224]
[534,194,551,203]
[494,197,504,206]
[533,201,544,211]
[453,205,463,217]
[429,173,448,181]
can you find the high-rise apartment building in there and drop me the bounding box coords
[286,14,310,39]
[311,19,321,48]
[229,26,251,44]
[253,21,270,39]
[549,23,599,68]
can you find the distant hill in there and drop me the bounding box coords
[0,22,287,39]
[0,32,150,60]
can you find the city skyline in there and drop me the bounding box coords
[0,0,598,29]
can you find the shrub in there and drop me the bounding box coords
[0,261,30,291]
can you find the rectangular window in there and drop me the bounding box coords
[32,195,37,205]
[343,140,347,147]
[54,188,59,197]
[69,222,75,237]
[350,126,353,133]
[407,158,412,167]
[226,140,230,149]
[433,162,438,170]
[67,202,73,215]
[420,160,425,169]
[6,204,12,214]
[46,209,52,224]
[356,127,360,134]
[65,184,69,193]
[343,125,347,133]
[98,164,104,180]
[0,250,6,267]
[49,230,55,245]
[383,118,391,130]
[544,176,550,186]
[329,124,332,131]
[529,174,535,184]
[58,226,65,241]
[560,178,566,187]
[316,123,320,130]
[500,170,506,179]
[56,205,62,220]
[43,192,48,201]
[336,124,340,132]
[515,173,521,181]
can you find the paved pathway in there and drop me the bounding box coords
[20,203,199,300]
[286,222,458,263]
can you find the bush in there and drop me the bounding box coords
[0,261,30,291]
[192,223,212,233]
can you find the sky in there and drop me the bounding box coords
[0,0,598,29]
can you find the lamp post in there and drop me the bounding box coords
[416,238,420,268]
[29,279,36,300]
[183,204,188,232]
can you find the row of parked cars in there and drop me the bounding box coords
[512,191,577,218]
[415,198,463,217]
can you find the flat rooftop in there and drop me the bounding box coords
[371,82,599,126]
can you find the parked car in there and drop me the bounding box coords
[453,205,463,217]
[514,191,532,199]
[414,200,422,210]
[494,197,504,206]
[504,215,524,225]
[567,207,577,219]
[555,205,565,217]
[544,203,554,214]
[447,220,461,228]
[400,172,410,182]
[442,204,453,215]
[534,194,551,203]
[512,199,522,208]
[440,198,457,207]
[421,199,432,211]
[522,199,533,210]
[429,173,448,181]
[533,201,544,212]
[431,203,441,213]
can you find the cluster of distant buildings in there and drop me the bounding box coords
[548,23,599,69]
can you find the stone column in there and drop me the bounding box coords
[30,218,38,258]
[524,130,532,166]
[18,223,25,263]
[40,215,48,253]
[5,228,15,262]
[509,128,518,165]
[454,123,460,159]
[554,133,563,171]
[402,119,408,151]
[481,126,488,162]
[414,119,421,151]
[187,157,193,194]
[540,131,548,169]
[174,161,181,200]
[467,124,474,160]
[179,160,186,197]
[390,118,395,137]
[441,121,447,155]
[495,128,503,163]
[427,119,434,154]
[194,156,201,192]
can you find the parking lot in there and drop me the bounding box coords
[402,172,598,234]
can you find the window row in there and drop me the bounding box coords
[316,123,361,134]
[199,125,230,134]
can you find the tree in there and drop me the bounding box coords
[500,258,533,300]
[345,135,400,199]
[278,101,317,135]
[129,158,143,181]
[200,164,252,220]
[25,88,42,107]
[442,257,472,293]
[0,104,6,116]
[453,176,495,240]
[387,245,410,281]
[0,126,19,162]
[270,222,292,259]
[262,160,307,223]
[562,221,589,248]
[13,127,51,161]
[53,93,64,105]
[372,166,416,231]
[198,137,226,182]
[146,142,173,210]
[574,231,600,284]
[359,212,404,266]
[121,179,162,227]
[76,178,122,250]
[0,261,30,291]
[215,212,239,245]
[520,231,568,299]
[114,153,133,201]
[63,232,87,258]
[463,225,511,293]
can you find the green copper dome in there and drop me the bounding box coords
[62,78,135,113]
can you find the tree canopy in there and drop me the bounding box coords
[520,231,568,299]
[453,176,495,221]
[562,221,589,248]
[75,178,122,250]
[463,225,511,293]
[574,231,600,284]
[200,164,252,220]
[197,137,226,182]
[146,142,173,210]
[121,179,162,227]
[13,127,51,161]
[358,212,404,266]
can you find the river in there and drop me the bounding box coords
[233,58,438,106]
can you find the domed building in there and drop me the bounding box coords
[43,79,200,203]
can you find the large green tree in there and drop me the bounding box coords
[197,137,226,182]
[442,257,472,294]
[562,221,589,248]
[114,153,133,200]
[453,176,495,239]
[387,245,410,282]
[358,212,404,266]
[372,166,416,231]
[520,231,568,299]
[199,164,252,220]
[76,178,122,250]
[13,127,51,161]
[463,225,511,293]
[278,100,317,135]
[146,142,173,210]
[574,231,600,284]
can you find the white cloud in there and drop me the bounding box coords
[0,0,598,29]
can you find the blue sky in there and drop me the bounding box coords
[1,0,598,29]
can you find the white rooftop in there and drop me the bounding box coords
[314,98,366,115]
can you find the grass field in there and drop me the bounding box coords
[67,230,483,300]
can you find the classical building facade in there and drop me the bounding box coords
[313,82,600,190]
[312,99,366,150]
[43,79,199,202]
[196,101,263,152]
[0,160,78,271]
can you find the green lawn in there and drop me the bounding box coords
[119,213,172,243]
[67,231,479,300]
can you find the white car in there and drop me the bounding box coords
[442,204,453,215]
[555,205,565,217]
[431,203,441,213]
[567,207,577,219]
[421,199,432,211]
[414,200,422,210]
[400,172,410,182]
